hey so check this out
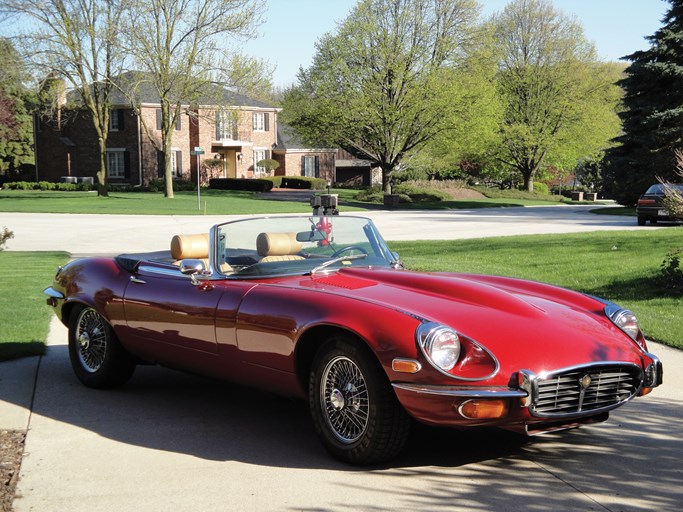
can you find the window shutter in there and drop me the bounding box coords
[264,113,270,131]
[252,112,257,130]
[118,109,125,130]
[176,150,182,177]
[156,109,162,130]
[315,156,320,178]
[157,150,164,177]
[266,150,271,160]
[301,156,306,176]
[124,151,131,179]
[215,110,220,139]
[175,114,181,131]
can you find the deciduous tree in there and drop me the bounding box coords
[0,0,127,196]
[282,0,481,193]
[121,0,264,198]
[492,0,621,192]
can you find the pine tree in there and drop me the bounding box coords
[604,0,683,205]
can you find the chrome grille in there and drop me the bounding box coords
[531,364,643,418]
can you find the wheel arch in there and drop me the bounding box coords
[294,325,377,393]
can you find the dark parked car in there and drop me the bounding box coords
[636,183,683,225]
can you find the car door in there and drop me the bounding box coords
[122,263,222,355]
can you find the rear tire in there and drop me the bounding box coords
[309,336,411,465]
[68,306,136,389]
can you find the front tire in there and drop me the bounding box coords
[68,306,136,388]
[309,336,411,465]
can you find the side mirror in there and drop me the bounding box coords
[179,259,207,285]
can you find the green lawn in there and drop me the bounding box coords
[0,189,368,215]
[0,188,606,214]
[0,251,70,361]
[3,230,680,361]
[391,228,683,349]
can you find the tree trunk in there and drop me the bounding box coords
[382,165,393,194]
[96,140,109,197]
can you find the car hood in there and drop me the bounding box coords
[289,267,644,371]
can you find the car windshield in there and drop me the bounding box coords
[213,215,396,278]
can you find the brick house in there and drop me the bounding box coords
[272,124,337,183]
[34,75,285,186]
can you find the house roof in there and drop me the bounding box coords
[70,71,278,110]
[275,124,336,152]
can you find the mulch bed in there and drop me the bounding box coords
[0,430,25,512]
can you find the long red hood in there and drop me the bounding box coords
[288,267,645,374]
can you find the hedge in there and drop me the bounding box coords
[209,178,274,192]
[279,177,327,190]
[2,181,94,191]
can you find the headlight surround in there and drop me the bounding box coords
[417,323,461,373]
[605,303,642,344]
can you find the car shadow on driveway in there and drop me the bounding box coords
[18,343,683,511]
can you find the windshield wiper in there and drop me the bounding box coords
[310,253,367,274]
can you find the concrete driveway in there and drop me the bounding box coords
[2,206,682,511]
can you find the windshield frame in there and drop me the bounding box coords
[207,215,397,280]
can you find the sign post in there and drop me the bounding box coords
[190,147,205,211]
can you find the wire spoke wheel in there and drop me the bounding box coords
[321,356,370,444]
[75,308,108,373]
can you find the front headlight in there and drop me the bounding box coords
[417,323,461,373]
[605,303,642,343]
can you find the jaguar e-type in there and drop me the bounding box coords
[44,215,663,464]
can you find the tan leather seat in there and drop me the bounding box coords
[257,232,304,263]
[171,233,209,261]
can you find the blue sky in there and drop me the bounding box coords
[243,0,671,88]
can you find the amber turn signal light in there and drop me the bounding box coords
[392,358,422,373]
[458,399,509,419]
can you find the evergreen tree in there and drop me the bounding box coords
[604,0,683,205]
[0,38,34,179]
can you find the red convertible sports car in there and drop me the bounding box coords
[44,214,663,464]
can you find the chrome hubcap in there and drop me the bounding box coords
[75,309,107,373]
[320,355,369,444]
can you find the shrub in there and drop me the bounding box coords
[209,178,274,192]
[393,183,451,202]
[262,176,283,188]
[0,227,14,251]
[280,177,327,190]
[660,248,683,291]
[3,181,94,191]
[532,182,549,195]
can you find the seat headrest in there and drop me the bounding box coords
[256,232,302,257]
[171,233,210,260]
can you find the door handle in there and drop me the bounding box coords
[129,276,146,284]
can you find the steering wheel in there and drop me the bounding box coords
[330,245,369,258]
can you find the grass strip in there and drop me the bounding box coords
[0,251,70,361]
[391,228,683,349]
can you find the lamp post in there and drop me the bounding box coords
[191,147,205,211]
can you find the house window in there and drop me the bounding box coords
[157,149,182,178]
[252,112,270,131]
[302,155,319,178]
[216,110,237,139]
[109,110,123,131]
[253,149,266,175]
[156,109,181,131]
[106,149,126,179]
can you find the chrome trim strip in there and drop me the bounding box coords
[43,287,65,299]
[392,382,527,399]
[137,265,185,278]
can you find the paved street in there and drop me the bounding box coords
[1,206,681,511]
[2,203,646,256]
